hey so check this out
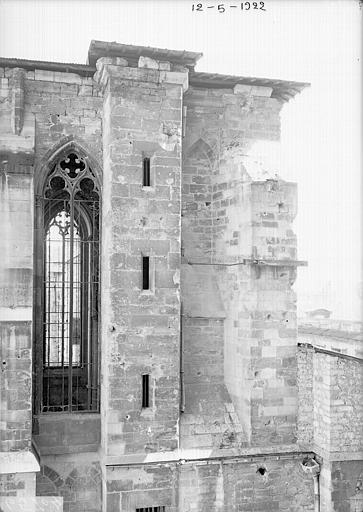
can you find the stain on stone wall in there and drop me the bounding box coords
[180,316,246,450]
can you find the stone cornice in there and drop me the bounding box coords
[93,57,189,93]
[0,451,40,474]
[0,55,309,102]
[88,40,202,69]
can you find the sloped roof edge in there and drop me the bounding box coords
[0,40,310,102]
[88,40,203,68]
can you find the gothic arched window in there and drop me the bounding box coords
[35,152,100,413]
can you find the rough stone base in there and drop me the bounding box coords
[105,456,315,512]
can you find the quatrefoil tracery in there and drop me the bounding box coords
[49,210,75,237]
[44,152,99,199]
[59,153,86,179]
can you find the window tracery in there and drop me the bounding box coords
[35,151,100,413]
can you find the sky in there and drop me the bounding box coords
[0,0,362,320]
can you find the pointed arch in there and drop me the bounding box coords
[33,137,101,415]
[185,137,216,165]
[182,137,216,261]
[34,136,102,197]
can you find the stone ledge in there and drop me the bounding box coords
[0,497,63,512]
[233,84,273,97]
[103,444,314,467]
[36,443,99,456]
[0,307,32,322]
[94,62,189,92]
[298,334,363,361]
[0,451,40,475]
[312,445,363,462]
[33,412,101,456]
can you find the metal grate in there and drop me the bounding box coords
[40,152,100,413]
[136,508,165,512]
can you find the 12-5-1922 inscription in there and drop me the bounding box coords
[192,2,266,12]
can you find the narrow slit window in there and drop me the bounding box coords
[142,256,150,290]
[143,157,151,187]
[142,374,150,408]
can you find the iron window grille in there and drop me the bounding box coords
[35,152,100,413]
[136,508,165,512]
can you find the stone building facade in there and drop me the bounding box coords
[297,320,363,512]
[0,40,361,511]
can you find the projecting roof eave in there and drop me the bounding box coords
[189,71,310,101]
[298,325,363,342]
[87,40,203,69]
[0,55,310,102]
[0,56,96,76]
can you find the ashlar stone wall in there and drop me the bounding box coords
[0,42,315,512]
[297,327,363,512]
[0,64,103,506]
[95,57,187,460]
[105,456,314,512]
[182,84,299,448]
